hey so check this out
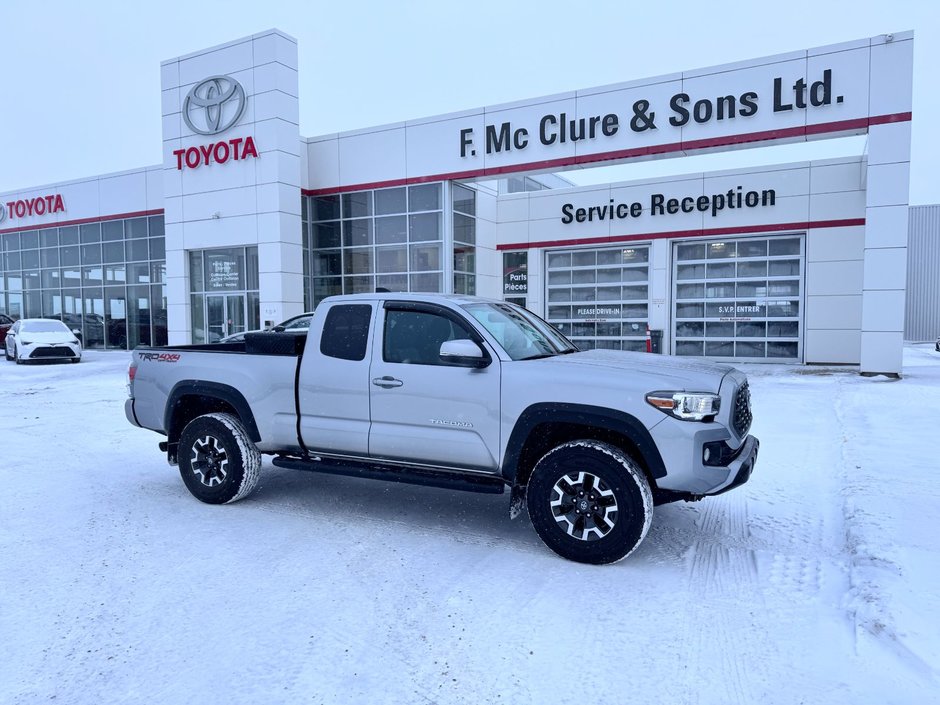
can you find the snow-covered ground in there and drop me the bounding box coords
[1,347,938,704]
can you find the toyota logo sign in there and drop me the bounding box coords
[182,75,247,136]
[0,203,6,223]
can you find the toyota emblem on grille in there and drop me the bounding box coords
[182,75,247,136]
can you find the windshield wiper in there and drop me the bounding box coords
[519,352,559,361]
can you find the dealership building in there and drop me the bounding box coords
[0,30,917,373]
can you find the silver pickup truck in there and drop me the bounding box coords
[126,293,758,564]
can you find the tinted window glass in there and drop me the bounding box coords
[383,309,472,365]
[320,305,371,361]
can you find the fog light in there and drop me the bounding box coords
[703,441,730,467]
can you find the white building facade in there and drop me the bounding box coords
[0,29,914,373]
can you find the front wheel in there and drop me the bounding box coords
[178,412,261,504]
[13,344,23,364]
[527,440,653,564]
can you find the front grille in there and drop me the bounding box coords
[732,382,752,437]
[31,346,76,359]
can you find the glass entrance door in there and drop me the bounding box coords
[206,294,246,342]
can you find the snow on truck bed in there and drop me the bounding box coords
[1,347,938,704]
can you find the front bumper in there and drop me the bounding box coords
[19,342,81,360]
[702,434,759,496]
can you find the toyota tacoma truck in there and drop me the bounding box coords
[126,293,758,564]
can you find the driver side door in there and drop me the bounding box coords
[368,302,501,470]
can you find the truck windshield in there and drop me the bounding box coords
[463,303,578,361]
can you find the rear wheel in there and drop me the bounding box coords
[178,412,261,504]
[527,440,653,564]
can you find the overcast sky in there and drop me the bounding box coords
[1,0,936,203]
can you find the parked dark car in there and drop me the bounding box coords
[0,314,14,347]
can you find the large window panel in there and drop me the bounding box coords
[125,218,148,239]
[408,184,441,212]
[453,213,475,245]
[313,251,343,277]
[343,218,373,247]
[342,191,372,219]
[410,243,441,272]
[313,195,340,221]
[375,188,406,215]
[128,285,151,348]
[409,212,441,242]
[376,246,408,274]
[375,215,407,245]
[314,222,342,249]
[452,184,476,216]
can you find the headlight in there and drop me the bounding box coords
[646,391,721,421]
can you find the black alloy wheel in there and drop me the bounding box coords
[178,412,262,505]
[527,440,653,564]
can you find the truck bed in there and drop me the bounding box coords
[130,331,307,451]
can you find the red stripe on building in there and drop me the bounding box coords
[495,218,866,251]
[301,112,911,196]
[0,209,164,235]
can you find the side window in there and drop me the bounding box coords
[384,309,472,365]
[319,304,372,361]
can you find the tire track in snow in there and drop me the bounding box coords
[681,492,768,705]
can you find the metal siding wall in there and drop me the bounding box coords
[905,205,940,341]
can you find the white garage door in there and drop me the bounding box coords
[545,245,650,352]
[672,236,804,361]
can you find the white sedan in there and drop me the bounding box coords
[4,318,82,364]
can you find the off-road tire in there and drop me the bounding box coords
[527,440,653,564]
[178,412,261,505]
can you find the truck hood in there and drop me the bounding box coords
[534,349,734,392]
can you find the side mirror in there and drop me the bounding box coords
[440,339,489,368]
[72,329,81,336]
[272,325,286,333]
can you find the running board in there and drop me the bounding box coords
[271,455,506,494]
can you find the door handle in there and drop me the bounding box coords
[372,376,403,388]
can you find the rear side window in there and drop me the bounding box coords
[320,305,372,361]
